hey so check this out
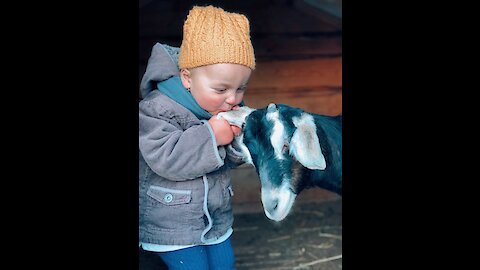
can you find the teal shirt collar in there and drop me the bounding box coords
[157,76,212,120]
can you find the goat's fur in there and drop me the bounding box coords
[218,103,342,221]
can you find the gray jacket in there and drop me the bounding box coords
[139,43,244,245]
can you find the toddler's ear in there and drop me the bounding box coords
[179,69,191,89]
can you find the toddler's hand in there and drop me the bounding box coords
[231,125,241,137]
[208,116,235,146]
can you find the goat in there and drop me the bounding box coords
[218,103,342,221]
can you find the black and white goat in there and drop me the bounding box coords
[218,103,342,221]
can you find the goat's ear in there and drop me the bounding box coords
[289,113,326,170]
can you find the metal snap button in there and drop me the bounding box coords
[164,193,173,203]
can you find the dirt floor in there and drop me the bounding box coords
[139,199,342,270]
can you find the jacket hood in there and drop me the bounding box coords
[140,43,180,99]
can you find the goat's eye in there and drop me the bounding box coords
[282,143,289,153]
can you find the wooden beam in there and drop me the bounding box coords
[293,0,342,29]
[249,58,342,89]
[253,34,341,60]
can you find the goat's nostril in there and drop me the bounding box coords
[268,199,279,212]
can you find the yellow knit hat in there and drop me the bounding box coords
[178,5,256,70]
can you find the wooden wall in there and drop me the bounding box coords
[246,58,342,116]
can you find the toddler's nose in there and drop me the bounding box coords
[225,93,237,105]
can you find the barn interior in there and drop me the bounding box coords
[139,0,342,269]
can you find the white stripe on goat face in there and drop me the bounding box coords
[266,109,287,160]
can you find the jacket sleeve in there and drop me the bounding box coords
[139,100,225,181]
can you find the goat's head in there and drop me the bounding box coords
[218,103,326,221]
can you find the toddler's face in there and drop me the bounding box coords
[181,63,252,115]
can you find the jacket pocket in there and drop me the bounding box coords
[147,185,191,206]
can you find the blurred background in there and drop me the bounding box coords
[139,1,342,269]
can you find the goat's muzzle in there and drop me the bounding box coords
[261,183,297,222]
